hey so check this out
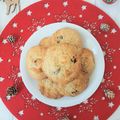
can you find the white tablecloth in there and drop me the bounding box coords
[0,0,120,120]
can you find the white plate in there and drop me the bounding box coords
[20,22,105,107]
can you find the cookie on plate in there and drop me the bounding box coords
[39,78,63,99]
[51,28,83,48]
[80,48,95,75]
[40,37,53,47]
[27,68,47,81]
[58,74,89,96]
[26,45,47,80]
[42,43,82,85]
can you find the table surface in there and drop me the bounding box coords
[0,0,120,120]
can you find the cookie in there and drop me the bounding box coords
[39,78,63,99]
[58,74,89,96]
[51,28,83,48]
[42,43,82,85]
[40,37,53,47]
[80,48,95,75]
[26,45,47,80]
[27,68,47,81]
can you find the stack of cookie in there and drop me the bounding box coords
[26,28,95,99]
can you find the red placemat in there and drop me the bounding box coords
[0,0,120,120]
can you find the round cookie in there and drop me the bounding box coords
[42,44,82,85]
[80,48,95,75]
[64,74,89,96]
[26,45,47,80]
[39,78,63,99]
[51,28,83,48]
[40,37,53,47]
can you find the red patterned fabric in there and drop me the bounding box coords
[0,0,120,120]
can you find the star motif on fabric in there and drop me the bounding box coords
[27,10,32,16]
[81,5,87,11]
[0,77,4,82]
[55,11,75,22]
[0,57,3,63]
[18,110,24,116]
[93,115,99,120]
[63,1,68,7]
[2,39,8,44]
[44,3,49,8]
[108,102,114,108]
[17,72,21,77]
[118,86,120,90]
[98,14,104,20]
[111,28,117,34]
[12,23,18,28]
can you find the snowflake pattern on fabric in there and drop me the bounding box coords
[79,98,98,112]
[7,66,22,84]
[8,36,26,56]
[83,20,101,35]
[102,42,116,62]
[48,107,69,119]
[21,92,39,110]
[28,18,45,32]
[54,11,75,22]
[101,71,114,90]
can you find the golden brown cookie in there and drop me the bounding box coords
[26,45,47,80]
[64,74,89,96]
[51,28,83,48]
[39,78,63,99]
[39,37,54,47]
[80,48,95,75]
[42,43,82,85]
